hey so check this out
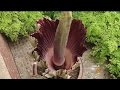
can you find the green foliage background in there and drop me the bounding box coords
[0,11,43,41]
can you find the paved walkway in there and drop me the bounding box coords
[0,52,11,79]
[0,34,20,79]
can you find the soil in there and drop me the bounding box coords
[8,37,110,79]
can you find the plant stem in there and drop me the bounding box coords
[53,11,72,66]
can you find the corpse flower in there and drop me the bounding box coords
[30,12,87,71]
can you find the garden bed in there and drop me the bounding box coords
[0,11,116,79]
